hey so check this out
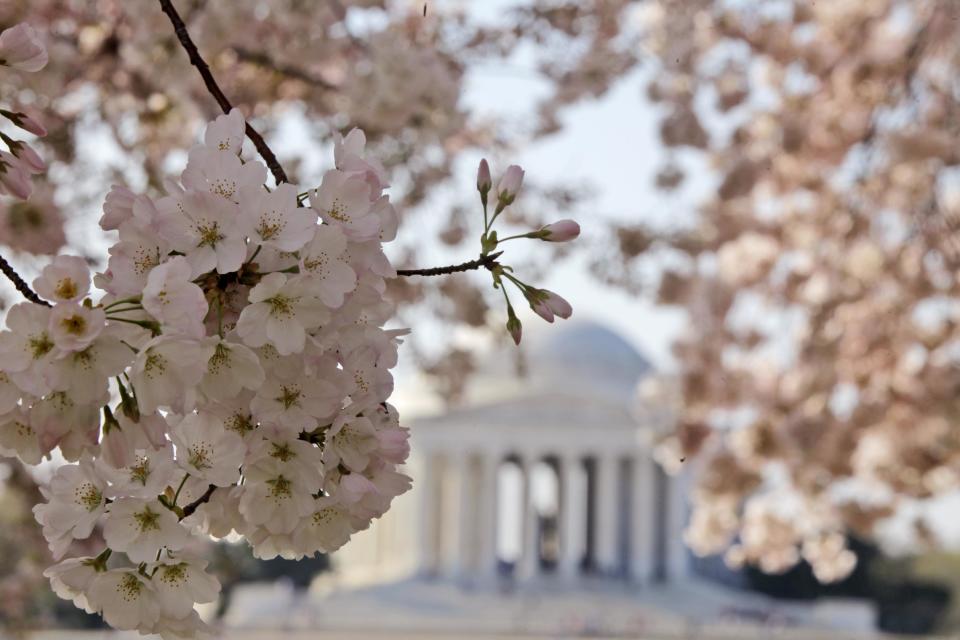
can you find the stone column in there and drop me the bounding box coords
[516,455,540,581]
[665,468,690,582]
[593,453,620,576]
[559,454,585,581]
[477,451,500,581]
[417,449,439,577]
[453,450,474,580]
[630,453,656,585]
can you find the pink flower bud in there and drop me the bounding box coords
[0,153,32,199]
[1,110,46,136]
[543,290,573,319]
[0,23,48,73]
[13,141,44,173]
[496,165,525,205]
[531,299,555,323]
[477,158,491,194]
[539,219,580,242]
[15,112,46,136]
[506,312,522,345]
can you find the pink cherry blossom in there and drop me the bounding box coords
[142,256,209,338]
[312,169,381,241]
[33,255,91,303]
[236,273,330,355]
[298,225,357,307]
[0,23,48,73]
[241,182,316,252]
[158,190,250,276]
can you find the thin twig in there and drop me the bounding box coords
[0,253,49,306]
[233,47,337,90]
[157,0,290,185]
[396,252,502,277]
[158,0,494,279]
[180,484,217,519]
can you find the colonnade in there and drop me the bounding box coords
[417,448,686,585]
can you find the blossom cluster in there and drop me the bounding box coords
[0,23,48,200]
[626,0,960,582]
[0,108,410,637]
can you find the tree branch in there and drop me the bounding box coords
[157,0,290,185]
[157,0,498,280]
[396,252,502,277]
[233,47,337,90]
[0,252,49,306]
[180,483,216,519]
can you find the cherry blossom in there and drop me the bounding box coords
[142,256,209,338]
[241,183,316,252]
[33,255,91,303]
[235,272,330,355]
[102,498,188,563]
[170,412,246,486]
[158,190,250,276]
[87,569,161,632]
[0,62,578,633]
[0,23,48,72]
[32,458,107,559]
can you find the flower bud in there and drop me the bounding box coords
[0,153,31,199]
[526,288,572,323]
[538,219,580,242]
[496,165,524,206]
[0,23,48,73]
[543,290,573,319]
[1,110,46,136]
[11,140,44,173]
[477,159,491,195]
[506,306,522,345]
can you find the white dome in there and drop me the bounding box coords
[468,320,652,407]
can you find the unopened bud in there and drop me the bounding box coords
[506,306,522,345]
[477,158,492,198]
[496,165,524,206]
[526,288,572,323]
[538,219,580,242]
[1,109,46,136]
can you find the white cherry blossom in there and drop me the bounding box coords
[241,182,316,252]
[102,498,188,563]
[312,169,381,241]
[202,107,245,156]
[0,406,43,464]
[87,569,161,632]
[151,555,221,620]
[48,304,106,352]
[171,411,246,486]
[43,556,99,614]
[199,336,265,401]
[298,225,356,307]
[236,272,330,355]
[33,255,90,303]
[130,336,213,414]
[142,256,209,338]
[32,458,107,559]
[158,190,250,276]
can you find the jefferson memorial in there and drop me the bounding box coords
[222,321,875,637]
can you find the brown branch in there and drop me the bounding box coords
[233,47,337,90]
[180,483,217,519]
[396,252,502,277]
[0,252,49,306]
[158,0,496,279]
[157,0,290,185]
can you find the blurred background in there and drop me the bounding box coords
[3,0,960,637]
